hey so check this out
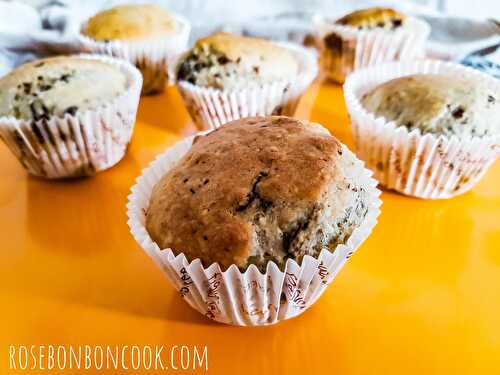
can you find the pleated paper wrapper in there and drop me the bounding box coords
[315,17,430,83]
[0,54,142,179]
[127,134,382,326]
[344,59,500,199]
[78,14,190,95]
[176,43,318,131]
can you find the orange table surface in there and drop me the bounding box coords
[1,82,500,374]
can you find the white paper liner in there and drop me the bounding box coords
[315,17,430,83]
[78,14,190,95]
[176,42,318,131]
[344,59,500,199]
[126,132,382,326]
[0,54,142,179]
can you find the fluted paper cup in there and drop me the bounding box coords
[344,59,500,199]
[78,14,190,95]
[315,16,430,83]
[126,133,381,326]
[176,43,318,131]
[0,54,142,179]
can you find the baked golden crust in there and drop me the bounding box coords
[83,4,178,41]
[146,117,347,270]
[336,7,406,29]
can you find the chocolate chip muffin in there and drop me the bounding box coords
[323,7,407,54]
[176,32,299,90]
[0,56,126,121]
[82,4,179,41]
[146,116,370,271]
[317,7,428,84]
[336,7,406,30]
[361,74,500,138]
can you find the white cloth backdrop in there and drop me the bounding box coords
[0,0,499,76]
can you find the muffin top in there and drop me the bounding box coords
[361,74,500,138]
[83,4,179,41]
[176,32,299,90]
[336,7,406,30]
[146,116,369,271]
[0,56,126,121]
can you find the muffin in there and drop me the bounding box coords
[79,4,190,95]
[175,32,317,130]
[344,60,500,199]
[0,54,142,178]
[128,116,381,325]
[361,74,500,138]
[316,7,429,83]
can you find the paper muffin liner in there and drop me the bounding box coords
[78,14,190,95]
[176,42,318,131]
[0,54,142,179]
[344,59,500,199]
[126,133,381,326]
[315,16,430,83]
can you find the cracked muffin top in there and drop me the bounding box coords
[146,116,370,271]
[0,56,126,121]
[82,4,179,41]
[176,32,299,90]
[335,7,406,30]
[361,74,500,138]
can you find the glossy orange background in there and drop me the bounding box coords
[1,82,500,374]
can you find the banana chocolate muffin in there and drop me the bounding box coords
[82,4,179,41]
[146,116,370,271]
[80,4,190,95]
[361,74,500,138]
[336,7,406,30]
[0,56,126,120]
[318,7,428,84]
[176,32,299,90]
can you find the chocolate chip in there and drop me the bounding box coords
[64,106,78,116]
[392,19,402,28]
[203,179,209,185]
[452,106,465,119]
[189,188,196,194]
[253,66,259,74]
[217,55,230,65]
[236,57,241,63]
[193,62,205,72]
[34,62,45,68]
[39,84,52,92]
[29,100,50,121]
[22,82,32,94]
[376,22,385,27]
[203,235,208,241]
[488,95,496,103]
[60,73,71,83]
[323,32,342,51]
[183,178,189,183]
